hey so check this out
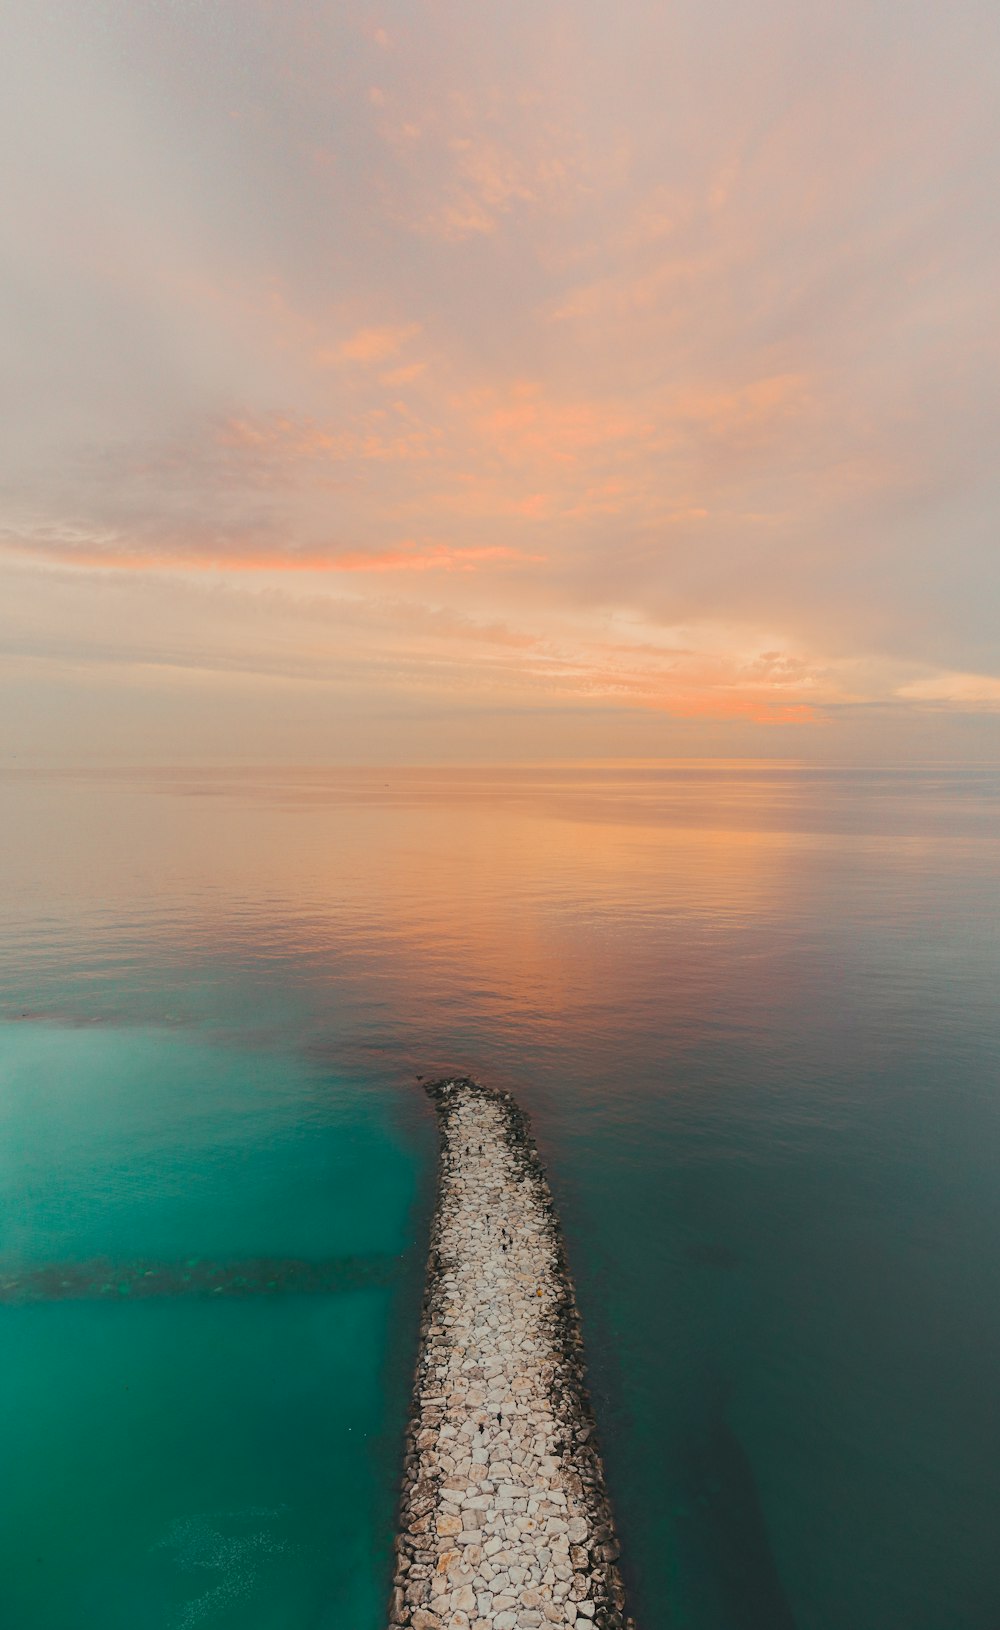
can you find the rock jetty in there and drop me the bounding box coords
[389,1076,634,1630]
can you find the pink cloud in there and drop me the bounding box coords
[334,323,422,363]
[215,411,436,467]
[0,527,543,577]
[325,542,543,574]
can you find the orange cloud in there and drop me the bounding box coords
[896,671,1000,710]
[334,323,422,363]
[553,650,821,724]
[322,542,544,574]
[215,411,436,466]
[380,362,427,385]
[461,381,658,467]
[0,531,543,577]
[676,375,814,447]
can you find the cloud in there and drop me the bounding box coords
[2,0,999,758]
[214,409,436,468]
[0,524,541,578]
[321,542,543,574]
[896,671,1000,711]
[332,323,422,363]
[0,552,825,732]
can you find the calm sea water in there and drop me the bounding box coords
[2,764,999,1629]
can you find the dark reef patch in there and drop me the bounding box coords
[0,1252,406,1304]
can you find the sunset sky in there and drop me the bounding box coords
[2,0,998,762]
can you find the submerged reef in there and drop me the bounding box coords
[0,1253,405,1303]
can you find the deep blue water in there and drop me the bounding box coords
[2,764,999,1628]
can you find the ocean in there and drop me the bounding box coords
[2,764,999,1629]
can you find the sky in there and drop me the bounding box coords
[2,0,998,764]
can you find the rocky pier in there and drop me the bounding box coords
[388,1077,634,1630]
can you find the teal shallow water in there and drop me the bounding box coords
[0,1023,431,1628]
[2,766,1000,1627]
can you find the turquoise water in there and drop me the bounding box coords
[2,765,1000,1627]
[0,1025,431,1629]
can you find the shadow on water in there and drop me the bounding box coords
[674,1388,797,1630]
[0,1252,407,1303]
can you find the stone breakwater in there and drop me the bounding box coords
[389,1077,634,1630]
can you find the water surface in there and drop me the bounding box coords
[2,764,999,1628]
